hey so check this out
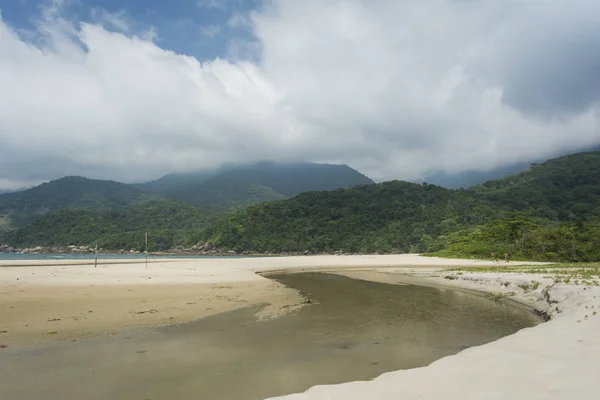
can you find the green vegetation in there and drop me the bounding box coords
[137,162,374,211]
[470,151,600,219]
[200,151,600,260]
[200,181,497,253]
[435,151,600,261]
[3,200,220,251]
[432,213,600,261]
[0,176,159,228]
[0,162,372,250]
[2,151,600,258]
[447,263,600,286]
[169,182,287,213]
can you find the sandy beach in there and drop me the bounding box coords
[0,258,306,345]
[268,263,600,400]
[1,254,598,399]
[0,255,530,345]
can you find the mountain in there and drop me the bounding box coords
[0,162,373,249]
[469,151,600,219]
[5,200,220,251]
[423,143,600,189]
[200,151,600,261]
[201,181,494,254]
[0,186,31,195]
[134,169,222,195]
[0,176,159,228]
[137,162,375,211]
[4,151,599,260]
[423,163,532,189]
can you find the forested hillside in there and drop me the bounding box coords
[469,151,600,219]
[137,162,374,211]
[431,213,600,262]
[5,200,219,251]
[0,176,158,228]
[0,162,374,251]
[201,151,600,261]
[2,151,599,261]
[200,181,496,254]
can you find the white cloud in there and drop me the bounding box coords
[90,8,131,33]
[227,12,251,29]
[0,0,599,187]
[200,24,221,38]
[196,0,228,11]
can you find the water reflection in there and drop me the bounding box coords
[0,273,540,400]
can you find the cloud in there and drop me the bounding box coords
[200,24,221,38]
[227,12,252,29]
[196,0,228,11]
[90,8,131,33]
[0,0,599,187]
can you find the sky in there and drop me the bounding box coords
[0,0,599,189]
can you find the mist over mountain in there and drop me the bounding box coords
[422,143,600,189]
[136,162,374,211]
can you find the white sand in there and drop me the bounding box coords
[2,254,596,399]
[267,265,600,400]
[0,254,546,285]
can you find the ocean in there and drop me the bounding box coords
[0,252,241,261]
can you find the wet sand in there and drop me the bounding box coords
[0,281,302,345]
[0,273,539,400]
[1,255,538,345]
[4,254,590,400]
[268,266,600,400]
[0,254,548,345]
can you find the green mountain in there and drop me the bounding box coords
[201,181,495,254]
[0,176,159,229]
[137,162,375,211]
[0,162,373,250]
[469,151,600,219]
[431,212,600,262]
[5,200,220,251]
[200,151,600,261]
[4,151,599,260]
[431,151,600,261]
[134,170,220,195]
[422,143,600,189]
[423,163,532,189]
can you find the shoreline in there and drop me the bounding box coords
[0,255,542,346]
[2,255,597,399]
[264,265,600,400]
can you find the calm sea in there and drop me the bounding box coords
[0,252,243,261]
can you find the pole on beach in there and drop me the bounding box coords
[94,241,98,268]
[145,232,148,270]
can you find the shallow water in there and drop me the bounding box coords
[0,252,246,261]
[0,273,540,400]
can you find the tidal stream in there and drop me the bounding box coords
[0,273,540,400]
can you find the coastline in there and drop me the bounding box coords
[0,255,541,345]
[2,255,598,400]
[265,265,600,400]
